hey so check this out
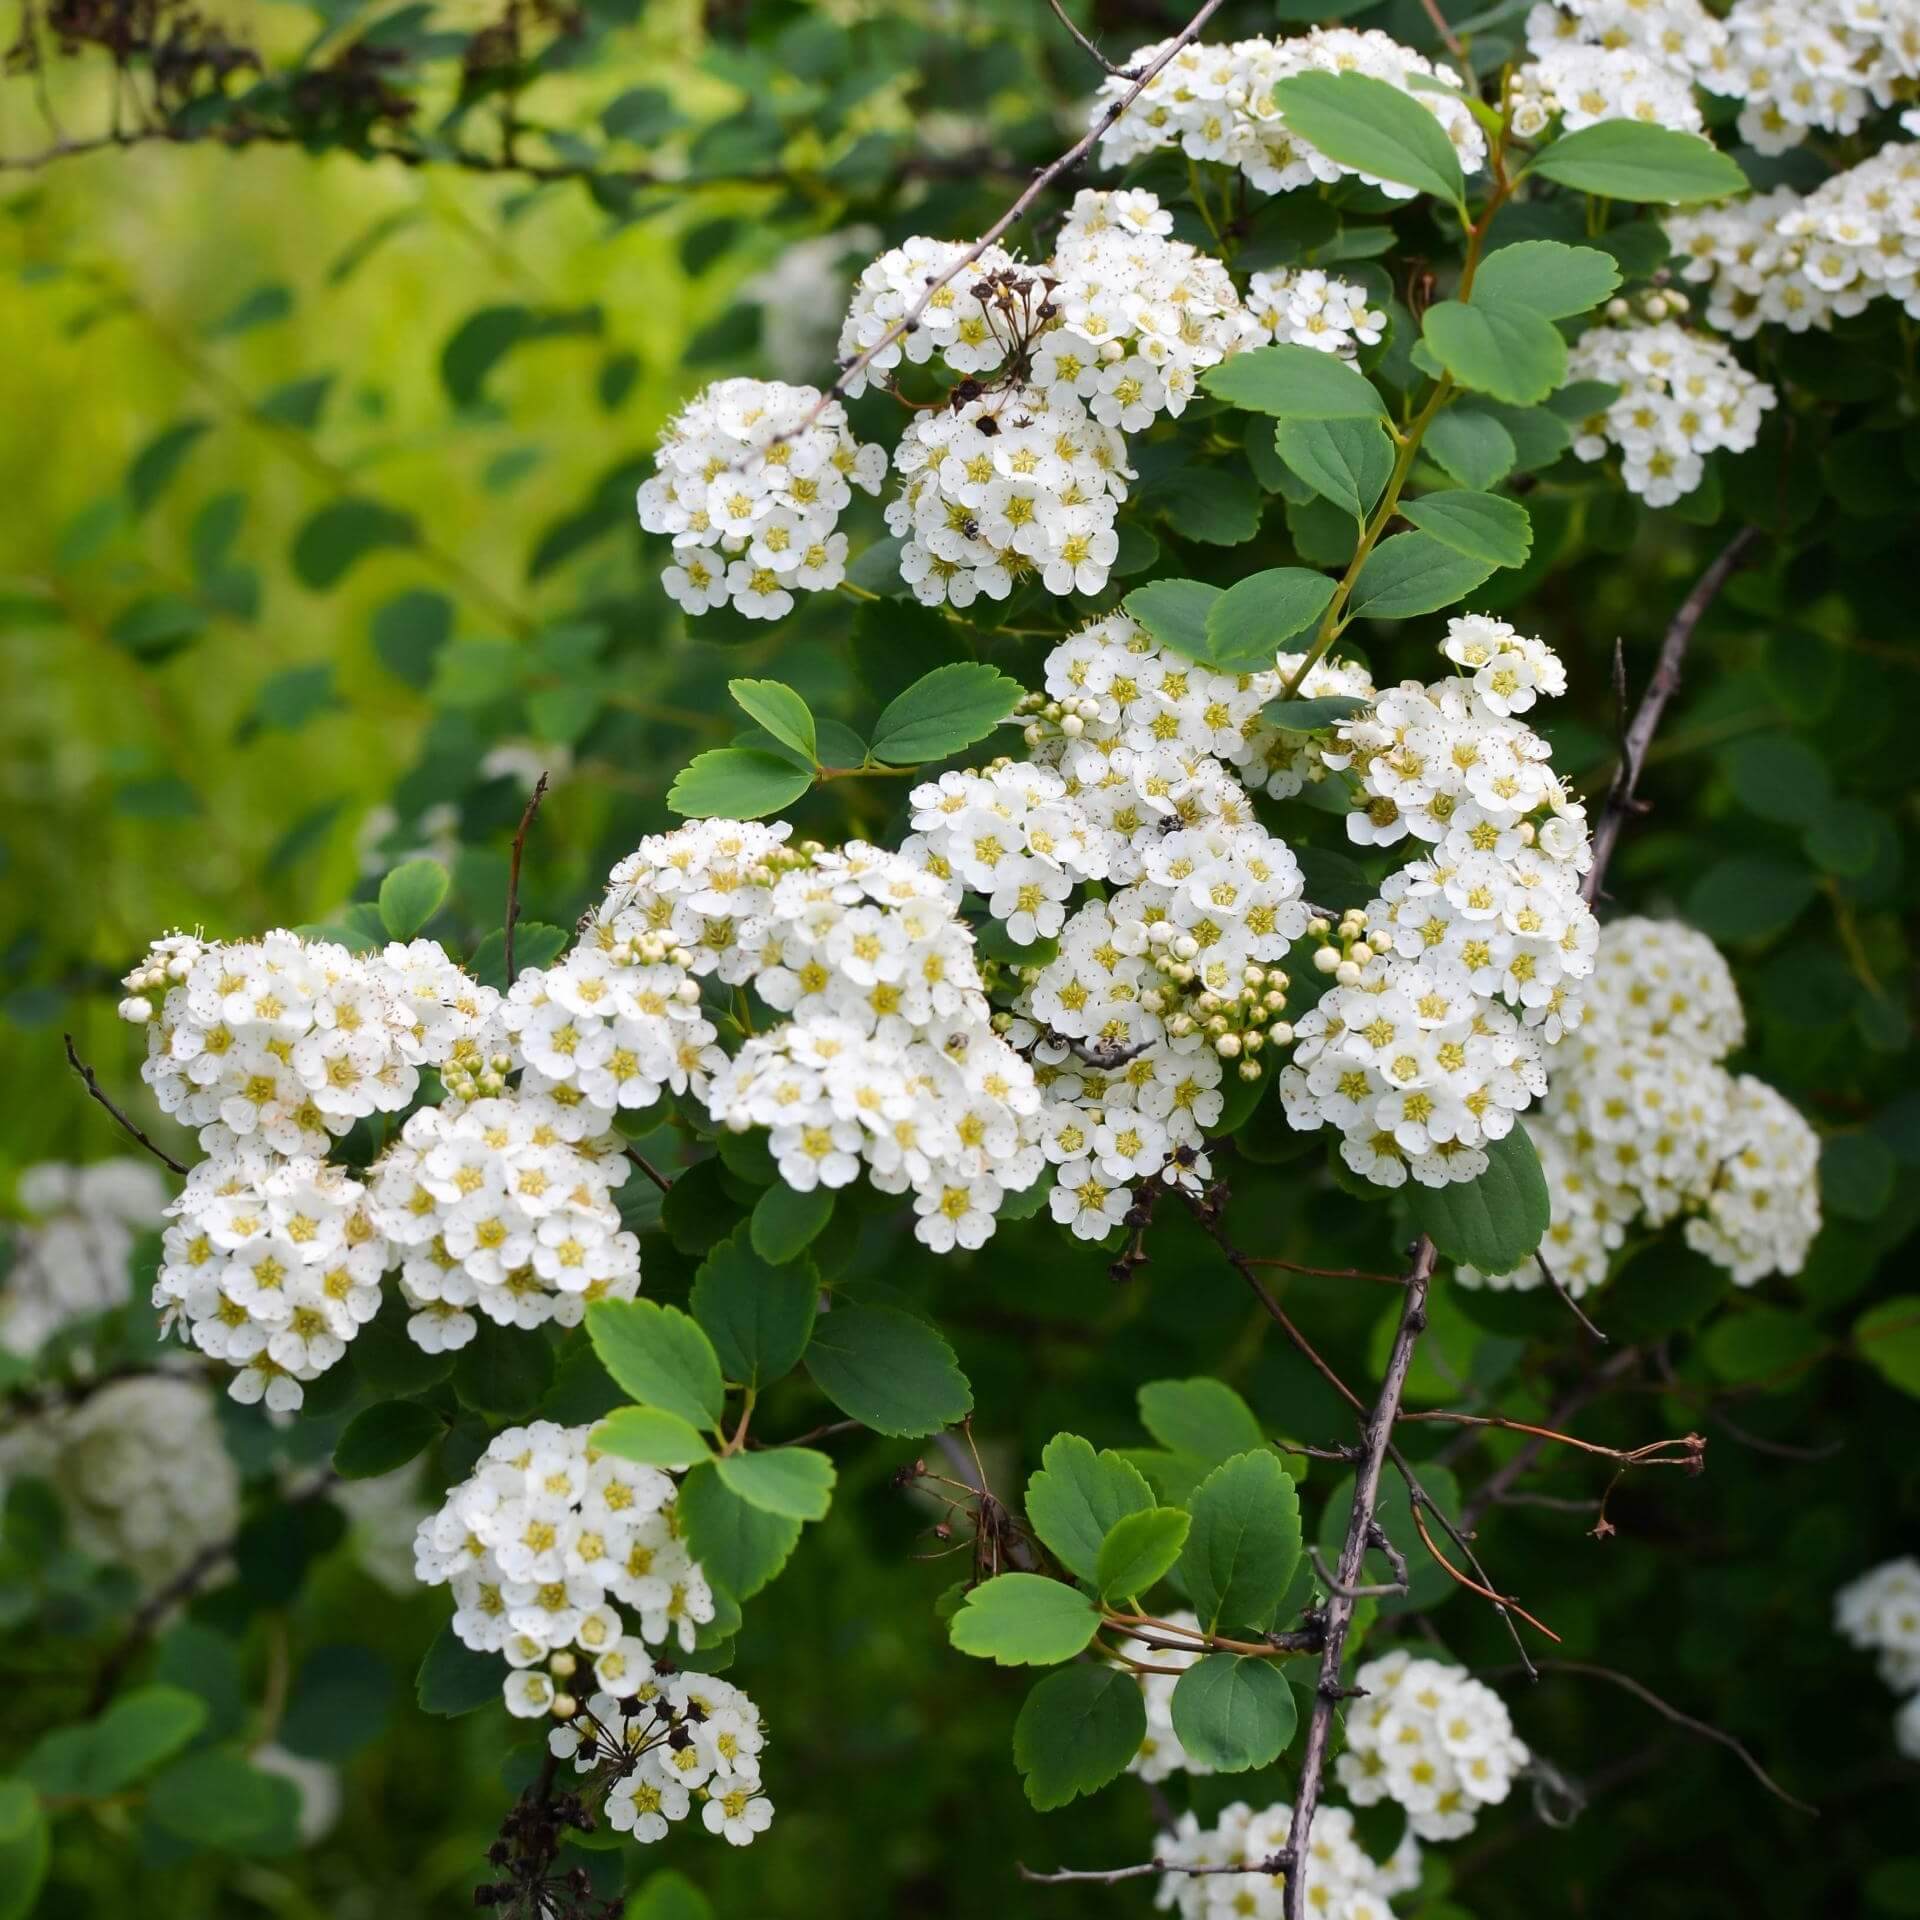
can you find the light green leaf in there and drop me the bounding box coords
[1169,1655,1299,1772]
[1855,1297,1920,1397]
[627,1870,715,1920]
[1096,1506,1191,1603]
[21,1687,206,1798]
[375,858,449,941]
[1424,409,1518,490]
[1529,121,1748,205]
[1474,240,1621,318]
[586,1299,725,1430]
[1137,1378,1265,1466]
[1275,416,1394,524]
[1180,1450,1303,1635]
[677,1463,803,1601]
[712,1446,836,1521]
[1025,1433,1155,1585]
[869,662,1024,764]
[728,678,817,764]
[1202,569,1338,670]
[145,1750,301,1852]
[1400,491,1533,568]
[948,1573,1101,1665]
[1422,300,1568,406]
[804,1304,972,1436]
[590,1405,714,1469]
[667,748,813,821]
[690,1224,817,1389]
[1200,343,1387,421]
[1407,1127,1551,1271]
[0,1780,48,1920]
[1012,1665,1146,1810]
[1123,578,1221,660]
[1347,531,1497,620]
[1271,70,1466,209]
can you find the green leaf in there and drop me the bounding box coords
[677,1462,803,1601]
[1265,695,1370,729]
[712,1446,835,1521]
[145,1750,300,1852]
[258,373,335,431]
[1145,465,1265,546]
[1722,733,1833,828]
[1422,301,1567,406]
[1400,491,1533,568]
[749,1181,834,1267]
[0,1780,48,1920]
[1270,70,1465,209]
[126,417,212,515]
[1824,1132,1896,1222]
[1096,1506,1191,1603]
[590,1405,714,1469]
[1180,1450,1303,1634]
[627,1871,714,1920]
[204,281,293,339]
[1425,409,1518,490]
[440,304,604,408]
[1025,1433,1155,1584]
[452,1320,553,1417]
[728,678,818,764]
[1856,1297,1920,1397]
[1529,121,1748,205]
[1200,343,1387,421]
[1474,240,1621,318]
[1407,1127,1551,1271]
[376,857,449,939]
[1703,1306,1821,1386]
[22,1687,205,1797]
[1275,417,1394,524]
[1202,569,1338,670]
[690,1224,817,1388]
[1347,531,1497,620]
[1137,1378,1265,1466]
[804,1304,971,1436]
[1123,578,1221,660]
[667,748,814,821]
[1169,1655,1299,1772]
[291,498,418,589]
[333,1400,441,1479]
[418,1619,503,1715]
[586,1299,725,1431]
[948,1573,1101,1665]
[1012,1665,1146,1810]
[868,663,1024,765]
[469,923,566,992]
[1685,855,1816,943]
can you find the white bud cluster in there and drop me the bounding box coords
[414,1422,717,1714]
[1091,28,1487,197]
[1837,1558,1920,1758]
[365,1090,640,1352]
[1,1159,168,1357]
[1245,268,1386,360]
[1337,1650,1529,1842]
[1459,916,1821,1295]
[636,376,886,620]
[1156,1796,1422,1920]
[1564,320,1777,506]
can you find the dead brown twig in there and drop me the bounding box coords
[62,1034,188,1176]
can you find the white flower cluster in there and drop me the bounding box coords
[1565,319,1777,505]
[414,1421,717,1715]
[156,1148,390,1412]
[1512,43,1707,135]
[1337,1651,1529,1842]
[1092,29,1487,197]
[1459,916,1822,1295]
[1245,269,1386,360]
[1670,144,1920,338]
[636,376,886,620]
[1156,1797,1422,1920]
[846,190,1261,607]
[365,1092,640,1352]
[551,1678,773,1847]
[2,1376,241,1591]
[1720,0,1920,154]
[1281,621,1599,1190]
[1,1159,168,1355]
[1837,1558,1920,1759]
[1524,0,1733,80]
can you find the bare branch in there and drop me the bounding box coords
[1043,0,1133,76]
[63,1034,188,1176]
[504,771,551,987]
[623,1147,675,1194]
[1021,1851,1292,1887]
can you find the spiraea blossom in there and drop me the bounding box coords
[1565,319,1777,505]
[551,1675,774,1848]
[414,1421,717,1715]
[1156,1797,1422,1920]
[1512,42,1708,134]
[365,1087,641,1352]
[1523,0,1734,82]
[1245,268,1387,360]
[1836,1557,1920,1693]
[1280,620,1599,1190]
[155,1147,390,1411]
[1091,28,1487,197]
[1336,1651,1530,1842]
[2,1158,169,1355]
[636,376,886,619]
[1719,0,1920,153]
[1459,916,1822,1296]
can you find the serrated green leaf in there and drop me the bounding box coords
[712,1445,835,1521]
[1400,490,1533,568]
[1137,1379,1265,1466]
[1407,1127,1551,1271]
[591,1405,713,1468]
[1347,531,1497,620]
[677,1462,803,1601]
[1265,695,1371,729]
[1422,301,1568,406]
[667,748,814,821]
[1025,1433,1155,1585]
[1170,1655,1299,1771]
[869,663,1023,765]
[1096,1506,1191,1603]
[1123,578,1221,659]
[1275,416,1394,524]
[1201,568,1337,670]
[690,1224,817,1389]
[1200,343,1387,421]
[948,1573,1101,1665]
[377,858,449,939]
[586,1299,725,1430]
[1855,1297,1920,1397]
[1424,409,1518,490]
[804,1304,971,1436]
[1474,240,1621,319]
[728,678,817,764]
[749,1182,834,1267]
[1180,1450,1303,1634]
[1012,1665,1146,1809]
[333,1400,441,1480]
[1529,121,1748,205]
[1271,70,1465,209]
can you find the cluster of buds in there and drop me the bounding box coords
[1309,910,1391,987]
[1017,689,1102,748]
[1152,939,1294,1083]
[1602,284,1691,325]
[115,931,207,1024]
[440,1047,515,1103]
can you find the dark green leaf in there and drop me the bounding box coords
[749,1182,834,1268]
[417,1620,503,1716]
[125,418,212,515]
[804,1304,971,1436]
[1271,70,1466,208]
[1024,1433,1155,1585]
[1200,343,1387,421]
[1012,1665,1146,1810]
[1529,121,1748,205]
[1275,417,1394,523]
[1407,1127,1551,1271]
[145,1750,300,1852]
[377,858,449,939]
[1169,1655,1298,1771]
[1180,1450,1303,1634]
[677,1462,803,1601]
[0,1780,48,1920]
[1474,240,1620,318]
[1202,568,1337,669]
[1265,695,1370,729]
[1422,301,1567,406]
[1347,531,1497,620]
[292,498,418,590]
[451,1319,554,1417]
[440,305,604,408]
[1123,578,1220,660]
[1137,1378,1265,1465]
[1400,491,1533,568]
[1685,856,1816,942]
[868,663,1024,765]
[1424,409,1518,490]
[204,281,292,339]
[690,1224,817,1389]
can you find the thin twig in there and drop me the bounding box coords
[1021,1852,1291,1887]
[63,1034,188,1176]
[622,1147,675,1194]
[1537,1253,1608,1342]
[1043,0,1133,75]
[1245,1255,1409,1286]
[1410,1502,1562,1642]
[503,771,551,987]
